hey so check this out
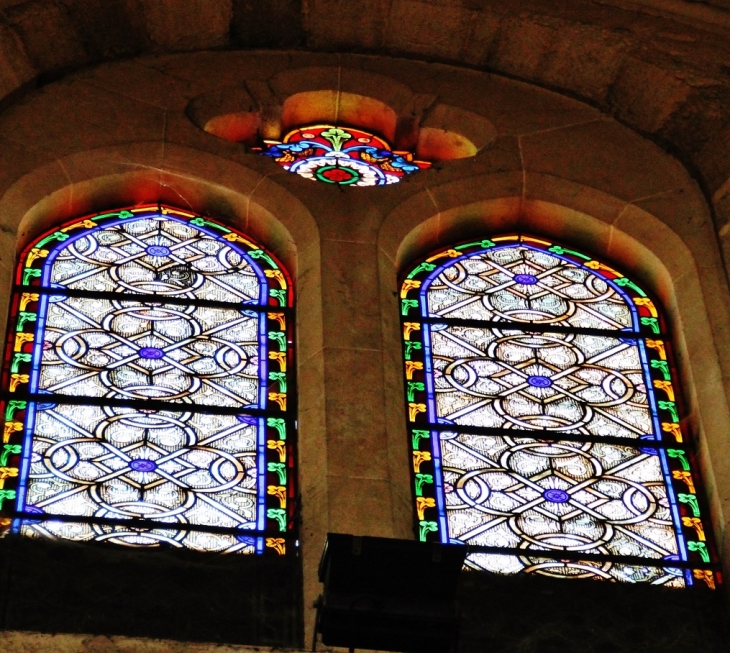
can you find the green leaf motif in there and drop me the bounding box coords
[615,277,647,297]
[419,520,438,542]
[548,245,590,260]
[641,317,660,333]
[412,430,430,449]
[35,232,69,248]
[268,331,287,351]
[687,540,710,563]
[0,444,21,467]
[408,262,437,279]
[0,489,16,509]
[402,299,419,316]
[17,312,37,331]
[268,462,287,484]
[407,381,425,402]
[250,249,277,268]
[5,400,27,421]
[658,400,679,423]
[11,353,32,374]
[415,473,434,496]
[267,417,287,440]
[667,449,690,471]
[269,372,287,392]
[678,493,700,517]
[22,269,42,285]
[650,359,671,380]
[404,341,422,360]
[321,127,351,151]
[270,289,287,306]
[267,508,287,531]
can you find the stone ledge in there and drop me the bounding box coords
[0,632,303,653]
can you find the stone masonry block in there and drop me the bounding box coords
[141,0,232,51]
[4,0,87,71]
[0,22,34,100]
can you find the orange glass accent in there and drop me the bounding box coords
[635,297,658,317]
[265,269,287,288]
[3,422,22,443]
[403,322,421,340]
[19,293,39,311]
[413,450,432,473]
[682,517,706,541]
[693,569,716,590]
[408,402,427,422]
[267,440,286,462]
[646,339,667,360]
[9,374,29,392]
[673,471,696,494]
[223,232,258,248]
[428,249,460,262]
[61,220,97,232]
[401,279,422,297]
[267,485,287,508]
[654,380,675,402]
[0,467,18,488]
[25,249,48,267]
[266,537,286,555]
[405,361,423,379]
[269,351,287,372]
[416,497,436,520]
[662,422,683,442]
[13,333,33,352]
[270,313,286,330]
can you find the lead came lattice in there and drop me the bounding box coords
[400,235,717,588]
[0,205,295,556]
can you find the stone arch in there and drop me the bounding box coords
[379,174,730,562]
[1,2,728,242]
[0,140,328,600]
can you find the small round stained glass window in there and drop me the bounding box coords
[257,125,430,186]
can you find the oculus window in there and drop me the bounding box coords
[0,205,295,556]
[400,235,717,588]
[257,124,429,186]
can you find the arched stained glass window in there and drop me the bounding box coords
[0,205,295,556]
[400,235,718,588]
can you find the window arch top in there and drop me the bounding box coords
[1,205,295,556]
[400,235,717,589]
[423,240,639,332]
[19,207,291,307]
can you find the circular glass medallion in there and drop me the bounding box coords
[138,347,165,360]
[129,459,157,472]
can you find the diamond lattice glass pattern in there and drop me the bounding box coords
[0,206,294,556]
[400,236,717,588]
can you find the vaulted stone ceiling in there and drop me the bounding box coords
[1,0,729,234]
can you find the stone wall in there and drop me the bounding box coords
[1,0,730,261]
[1,3,730,651]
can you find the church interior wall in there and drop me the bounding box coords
[0,5,729,648]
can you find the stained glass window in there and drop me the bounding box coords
[400,235,718,588]
[0,205,295,556]
[257,125,430,186]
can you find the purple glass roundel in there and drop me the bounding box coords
[139,347,165,360]
[513,274,538,285]
[543,489,570,503]
[129,459,157,472]
[146,245,171,257]
[527,375,553,388]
